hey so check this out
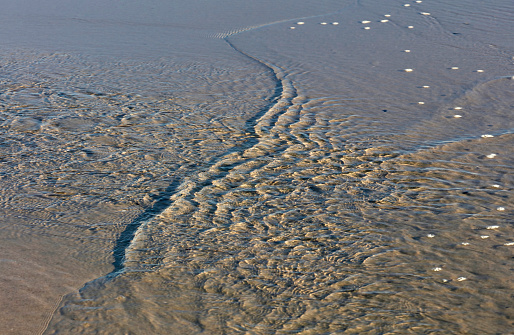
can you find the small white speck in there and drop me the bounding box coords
[384,14,391,17]
[361,20,371,24]
[497,206,505,211]
[457,277,467,282]
[422,85,430,88]
[451,67,459,70]
[332,22,339,25]
[480,235,489,239]
[492,184,500,188]
[476,69,484,73]
[433,267,442,271]
[364,26,371,30]
[297,22,305,25]
[404,4,411,7]
[420,12,431,15]
[427,234,435,238]
[461,242,470,245]
[453,115,462,118]
[416,0,423,3]
[290,27,296,29]
[504,242,514,246]
[486,153,497,158]
[486,225,500,230]
[404,49,411,52]
[320,22,327,25]
[380,19,389,23]
[404,68,414,72]
[408,25,414,29]
[454,107,463,110]
[442,279,449,283]
[418,102,425,105]
[481,134,494,138]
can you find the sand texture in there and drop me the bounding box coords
[0,0,513,334]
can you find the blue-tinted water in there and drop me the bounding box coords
[0,0,513,334]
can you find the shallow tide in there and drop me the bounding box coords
[0,0,513,334]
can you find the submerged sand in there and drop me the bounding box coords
[0,0,513,334]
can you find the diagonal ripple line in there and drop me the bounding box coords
[42,26,306,333]
[49,6,354,289]
[106,36,295,279]
[111,178,183,274]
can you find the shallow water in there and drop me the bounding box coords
[0,0,513,334]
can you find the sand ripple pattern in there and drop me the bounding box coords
[45,36,513,333]
[46,77,395,335]
[21,0,514,333]
[0,50,276,334]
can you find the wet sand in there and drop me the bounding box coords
[0,0,513,334]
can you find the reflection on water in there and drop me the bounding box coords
[0,0,513,334]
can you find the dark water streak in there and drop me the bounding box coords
[108,37,286,277]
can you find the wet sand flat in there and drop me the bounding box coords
[0,0,513,334]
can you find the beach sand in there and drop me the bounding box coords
[0,0,513,333]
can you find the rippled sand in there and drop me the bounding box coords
[0,0,513,334]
